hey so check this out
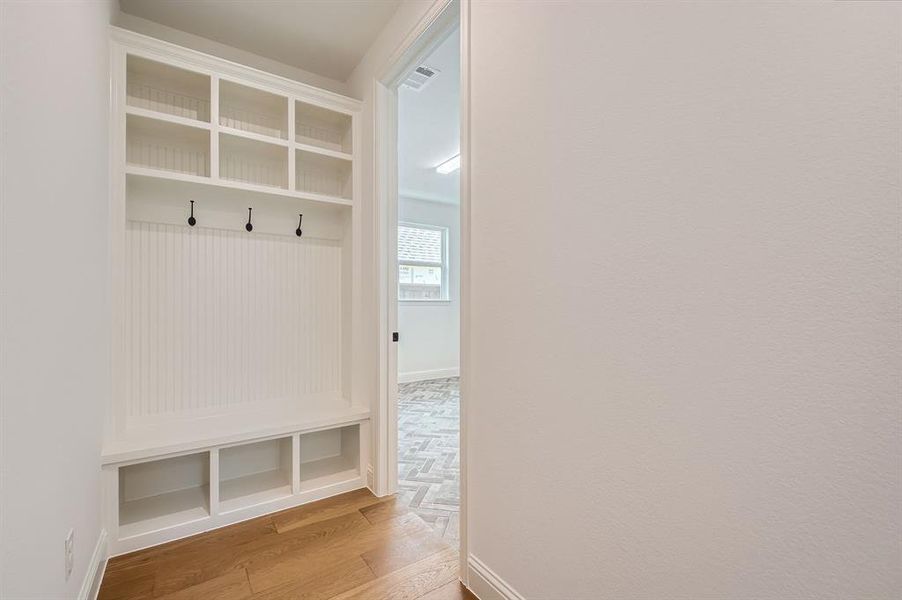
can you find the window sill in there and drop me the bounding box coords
[400,300,451,306]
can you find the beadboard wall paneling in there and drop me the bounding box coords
[124,221,343,417]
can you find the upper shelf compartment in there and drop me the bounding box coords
[127,55,211,124]
[220,80,288,141]
[220,132,288,190]
[127,114,210,178]
[296,100,352,155]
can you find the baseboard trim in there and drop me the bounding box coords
[398,367,459,384]
[467,554,525,600]
[78,528,107,600]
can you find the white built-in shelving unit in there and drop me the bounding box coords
[104,28,368,555]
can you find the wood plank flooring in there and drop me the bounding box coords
[99,488,476,600]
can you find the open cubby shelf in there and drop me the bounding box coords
[118,452,210,539]
[220,132,288,189]
[122,84,354,207]
[296,149,353,199]
[127,55,211,124]
[295,100,353,154]
[110,31,363,556]
[220,79,288,141]
[126,114,210,178]
[111,421,365,549]
[219,437,293,513]
[300,425,360,492]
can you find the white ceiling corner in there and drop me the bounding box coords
[118,0,402,82]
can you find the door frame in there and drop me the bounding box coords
[372,0,469,583]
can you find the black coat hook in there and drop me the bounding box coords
[245,207,253,232]
[295,214,303,237]
[187,200,196,227]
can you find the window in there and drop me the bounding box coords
[398,223,448,301]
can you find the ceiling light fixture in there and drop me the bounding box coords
[435,154,461,174]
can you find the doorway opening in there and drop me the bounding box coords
[394,26,461,543]
[373,0,465,579]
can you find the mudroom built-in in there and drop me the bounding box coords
[103,29,368,555]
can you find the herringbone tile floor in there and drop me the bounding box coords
[398,377,460,542]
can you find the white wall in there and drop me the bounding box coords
[467,2,902,599]
[398,197,460,382]
[1,1,114,597]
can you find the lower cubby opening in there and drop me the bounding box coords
[118,452,210,538]
[218,437,293,513]
[299,424,360,492]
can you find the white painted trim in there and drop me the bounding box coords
[110,27,361,112]
[458,0,472,586]
[398,368,460,384]
[78,529,108,600]
[102,407,370,465]
[366,464,376,491]
[374,78,399,498]
[467,555,525,600]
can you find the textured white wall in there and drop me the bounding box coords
[398,197,460,380]
[467,2,902,598]
[0,1,114,597]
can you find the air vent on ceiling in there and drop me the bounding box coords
[401,65,440,92]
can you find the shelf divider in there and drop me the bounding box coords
[125,105,212,131]
[288,96,296,192]
[125,165,353,208]
[210,448,220,516]
[292,433,301,495]
[210,74,220,180]
[220,125,290,148]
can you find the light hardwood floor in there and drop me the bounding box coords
[99,488,475,600]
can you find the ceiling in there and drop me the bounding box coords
[398,28,460,205]
[118,0,401,81]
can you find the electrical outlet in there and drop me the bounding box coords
[64,529,74,580]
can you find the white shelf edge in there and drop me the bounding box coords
[119,511,210,541]
[294,141,352,162]
[125,105,212,130]
[220,125,289,147]
[217,176,291,195]
[102,404,370,465]
[299,468,361,493]
[220,177,353,206]
[218,472,293,515]
[125,164,210,185]
[124,165,354,208]
[291,187,353,206]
